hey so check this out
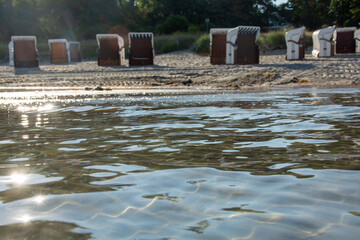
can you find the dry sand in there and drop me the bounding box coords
[0,49,359,91]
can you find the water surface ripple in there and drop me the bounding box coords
[0,88,359,239]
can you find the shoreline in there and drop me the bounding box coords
[1,50,359,92]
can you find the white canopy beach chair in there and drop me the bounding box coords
[96,34,125,66]
[8,41,14,66]
[355,29,360,53]
[312,26,335,57]
[128,32,154,66]
[11,36,39,67]
[210,26,260,65]
[48,39,70,64]
[334,27,356,54]
[286,27,305,60]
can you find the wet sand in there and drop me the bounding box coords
[0,50,359,90]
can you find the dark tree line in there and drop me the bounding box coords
[0,0,359,42]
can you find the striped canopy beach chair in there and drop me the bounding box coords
[286,27,305,60]
[312,26,335,58]
[128,32,154,66]
[96,34,125,66]
[69,42,81,62]
[355,29,360,53]
[48,39,70,64]
[334,27,356,54]
[11,36,39,68]
[210,26,260,65]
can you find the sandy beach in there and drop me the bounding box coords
[0,49,359,91]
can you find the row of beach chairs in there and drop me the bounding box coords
[7,27,360,68]
[96,33,154,66]
[9,37,81,67]
[287,26,360,60]
[8,32,154,68]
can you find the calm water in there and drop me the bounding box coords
[0,88,359,239]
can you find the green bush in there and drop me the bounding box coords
[193,34,210,54]
[0,43,8,62]
[155,15,189,34]
[160,39,178,53]
[188,24,199,34]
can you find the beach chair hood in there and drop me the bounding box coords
[96,34,125,66]
[11,36,38,51]
[312,26,335,57]
[334,27,357,54]
[128,32,155,57]
[11,36,39,67]
[48,39,70,63]
[128,32,155,66]
[96,34,124,48]
[286,27,305,60]
[226,26,260,64]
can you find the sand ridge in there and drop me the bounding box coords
[0,50,359,90]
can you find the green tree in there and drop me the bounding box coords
[329,0,360,27]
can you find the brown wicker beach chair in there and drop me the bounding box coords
[210,26,260,65]
[96,34,125,66]
[12,36,39,68]
[49,39,69,64]
[69,42,81,62]
[128,32,154,66]
[334,27,356,54]
[210,29,229,64]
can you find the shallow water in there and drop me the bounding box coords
[0,87,359,239]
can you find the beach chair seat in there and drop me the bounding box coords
[312,26,335,58]
[96,34,125,66]
[334,27,356,54]
[69,42,81,62]
[128,32,154,66]
[355,29,360,53]
[48,39,70,64]
[210,26,260,65]
[12,36,39,68]
[286,27,305,60]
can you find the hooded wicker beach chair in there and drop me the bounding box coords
[8,41,14,66]
[286,27,305,60]
[96,34,125,66]
[312,26,335,58]
[11,36,39,67]
[69,42,81,62]
[334,27,356,54]
[355,29,360,53]
[48,39,70,64]
[210,26,260,65]
[128,32,154,66]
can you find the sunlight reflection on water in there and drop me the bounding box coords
[0,88,359,239]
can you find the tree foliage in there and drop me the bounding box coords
[281,0,360,30]
[0,0,359,42]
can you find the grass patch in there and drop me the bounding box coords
[154,33,200,54]
[193,34,210,54]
